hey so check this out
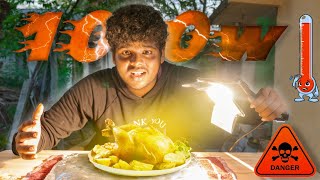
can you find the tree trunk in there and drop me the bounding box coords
[88,58,103,75]
[0,87,19,127]
[202,0,207,13]
[72,61,83,85]
[39,61,49,103]
[48,52,58,105]
[6,61,42,149]
[6,79,31,149]
[208,0,228,24]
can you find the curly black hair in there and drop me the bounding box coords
[105,4,168,51]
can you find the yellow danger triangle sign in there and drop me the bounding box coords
[255,124,316,177]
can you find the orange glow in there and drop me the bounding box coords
[15,11,287,62]
[54,10,112,62]
[15,12,63,61]
[165,11,210,63]
[209,26,287,61]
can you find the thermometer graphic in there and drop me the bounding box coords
[292,14,319,102]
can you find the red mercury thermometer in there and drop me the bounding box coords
[292,14,318,102]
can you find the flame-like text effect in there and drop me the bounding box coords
[54,10,111,62]
[15,12,63,61]
[209,26,287,61]
[166,11,210,62]
[15,10,287,62]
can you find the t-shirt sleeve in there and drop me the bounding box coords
[37,75,95,151]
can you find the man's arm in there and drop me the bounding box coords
[38,77,95,151]
[13,74,96,156]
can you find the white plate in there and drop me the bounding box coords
[88,152,191,177]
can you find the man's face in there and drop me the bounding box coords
[113,41,165,96]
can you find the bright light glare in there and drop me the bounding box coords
[205,83,242,133]
[205,83,234,102]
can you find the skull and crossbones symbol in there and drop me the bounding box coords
[272,142,298,163]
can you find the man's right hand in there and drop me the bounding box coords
[15,104,44,159]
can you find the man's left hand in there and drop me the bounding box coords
[249,87,288,121]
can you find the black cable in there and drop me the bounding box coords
[228,121,265,152]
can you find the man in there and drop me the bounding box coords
[13,4,287,159]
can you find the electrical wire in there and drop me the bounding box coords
[228,121,265,152]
